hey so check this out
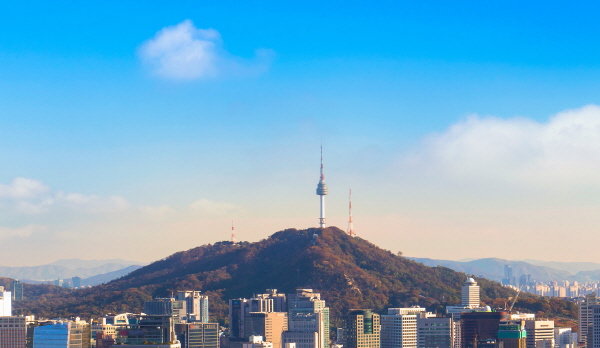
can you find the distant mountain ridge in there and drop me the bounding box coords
[410,257,600,282]
[0,258,142,282]
[15,227,576,324]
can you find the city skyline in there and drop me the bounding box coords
[5,2,600,265]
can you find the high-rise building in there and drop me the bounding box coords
[71,277,82,288]
[230,289,288,341]
[176,291,210,322]
[230,298,250,340]
[554,327,576,348]
[587,304,600,348]
[497,320,526,348]
[33,320,91,348]
[244,312,288,348]
[257,290,287,313]
[381,307,426,348]
[118,315,177,346]
[0,287,11,316]
[345,310,380,348]
[417,316,454,348]
[461,311,508,348]
[461,278,480,308]
[524,320,554,348]
[283,289,330,348]
[176,322,220,348]
[503,265,515,286]
[0,316,26,348]
[144,297,187,321]
[11,280,24,301]
[579,296,600,346]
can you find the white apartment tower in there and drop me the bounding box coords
[461,278,480,308]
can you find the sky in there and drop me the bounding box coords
[3,1,600,265]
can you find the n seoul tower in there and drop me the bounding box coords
[316,146,328,228]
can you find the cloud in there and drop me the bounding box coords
[0,224,45,240]
[0,177,48,199]
[0,178,130,215]
[403,104,600,193]
[139,20,273,80]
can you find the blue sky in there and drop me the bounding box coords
[3,1,600,265]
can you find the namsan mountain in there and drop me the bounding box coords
[13,227,576,324]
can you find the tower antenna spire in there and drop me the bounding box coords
[316,146,328,228]
[347,188,355,237]
[230,220,236,243]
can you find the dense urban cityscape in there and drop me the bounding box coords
[1,275,596,348]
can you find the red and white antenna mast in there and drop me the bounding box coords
[231,220,236,243]
[347,188,355,237]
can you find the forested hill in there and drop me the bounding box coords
[15,227,576,324]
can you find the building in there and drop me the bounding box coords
[33,320,91,348]
[11,280,24,301]
[588,304,600,348]
[175,322,219,348]
[461,278,480,308]
[554,327,576,348]
[345,309,380,348]
[176,291,210,323]
[0,286,11,316]
[0,316,26,348]
[114,344,181,348]
[460,311,508,348]
[230,298,250,340]
[497,320,526,348]
[144,297,187,321]
[243,336,273,348]
[381,307,426,348]
[244,312,288,348]
[417,316,454,348]
[230,289,288,340]
[71,277,82,288]
[119,315,177,346]
[579,296,600,346]
[524,320,554,348]
[503,265,515,286]
[283,289,330,348]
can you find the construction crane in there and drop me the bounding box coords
[508,286,522,312]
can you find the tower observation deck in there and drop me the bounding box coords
[316,147,328,228]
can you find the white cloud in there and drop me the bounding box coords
[139,20,273,80]
[0,177,48,199]
[0,224,45,240]
[404,104,600,191]
[0,178,130,215]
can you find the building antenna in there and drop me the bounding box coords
[316,145,328,228]
[231,220,236,243]
[347,188,355,237]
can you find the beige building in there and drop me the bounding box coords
[245,312,288,348]
[346,310,380,348]
[524,320,554,348]
[0,316,26,348]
